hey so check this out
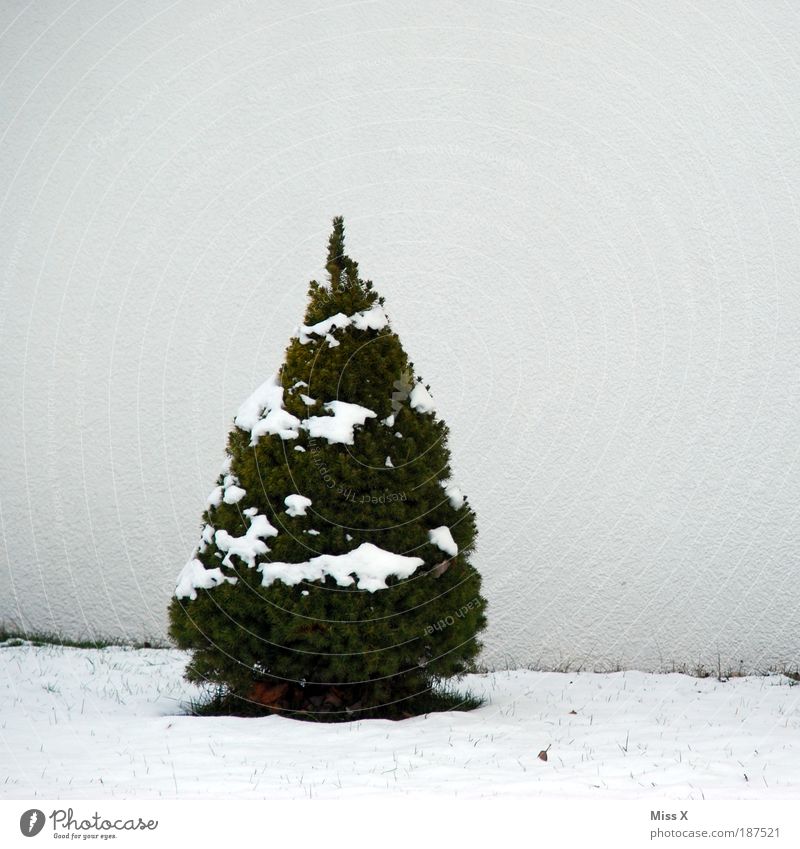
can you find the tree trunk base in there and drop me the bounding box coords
[247,681,363,715]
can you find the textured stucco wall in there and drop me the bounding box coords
[1,0,799,672]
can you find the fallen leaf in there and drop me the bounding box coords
[250,681,289,707]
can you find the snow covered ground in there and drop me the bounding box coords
[1,644,799,800]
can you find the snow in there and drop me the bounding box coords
[233,374,383,450]
[210,474,247,505]
[294,445,306,452]
[296,304,389,345]
[299,393,316,406]
[284,494,312,517]
[234,374,300,445]
[429,526,458,556]
[213,513,279,570]
[234,374,282,430]
[303,400,377,445]
[2,646,799,800]
[259,542,424,592]
[350,303,389,331]
[444,483,464,509]
[174,559,236,600]
[385,456,394,468]
[197,523,215,553]
[296,311,350,344]
[223,485,246,505]
[409,383,435,413]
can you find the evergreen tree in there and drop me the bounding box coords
[169,218,487,719]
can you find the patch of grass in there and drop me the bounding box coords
[663,658,800,683]
[773,665,800,684]
[187,680,483,723]
[0,627,168,650]
[5,628,797,690]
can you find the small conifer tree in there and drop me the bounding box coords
[169,218,487,718]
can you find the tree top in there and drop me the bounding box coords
[325,216,359,289]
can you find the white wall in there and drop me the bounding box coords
[2,0,799,672]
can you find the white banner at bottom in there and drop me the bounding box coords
[1,799,796,848]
